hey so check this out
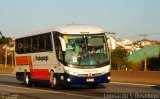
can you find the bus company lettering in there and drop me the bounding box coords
[83,69,98,73]
[35,56,48,61]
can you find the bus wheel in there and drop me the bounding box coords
[88,83,97,89]
[24,72,33,87]
[50,71,59,90]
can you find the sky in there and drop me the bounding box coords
[0,0,160,41]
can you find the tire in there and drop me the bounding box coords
[64,84,71,90]
[88,83,97,89]
[50,71,60,90]
[24,72,33,87]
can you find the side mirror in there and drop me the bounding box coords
[59,37,66,51]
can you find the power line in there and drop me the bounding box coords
[139,34,148,40]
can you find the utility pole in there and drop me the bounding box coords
[139,34,148,71]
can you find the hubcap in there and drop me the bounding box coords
[26,75,29,84]
[50,72,56,87]
[53,77,56,85]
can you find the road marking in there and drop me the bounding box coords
[0,84,101,99]
[0,74,16,76]
[111,82,158,87]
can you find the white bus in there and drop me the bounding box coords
[15,24,111,89]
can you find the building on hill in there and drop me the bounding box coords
[135,39,159,47]
[116,39,135,54]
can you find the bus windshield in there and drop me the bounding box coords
[63,33,109,67]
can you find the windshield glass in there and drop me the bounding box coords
[63,33,109,67]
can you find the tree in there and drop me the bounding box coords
[0,36,11,44]
[0,45,5,64]
[147,57,160,71]
[0,31,2,38]
[111,46,128,70]
[0,35,12,65]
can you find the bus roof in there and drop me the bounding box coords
[17,24,104,39]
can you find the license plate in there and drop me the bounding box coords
[86,78,94,82]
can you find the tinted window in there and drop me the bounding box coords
[15,32,53,54]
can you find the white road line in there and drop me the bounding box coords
[0,84,101,99]
[110,82,157,87]
[0,74,16,76]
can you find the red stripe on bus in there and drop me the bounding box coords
[16,56,33,72]
[31,69,49,80]
[16,56,49,80]
[16,56,31,65]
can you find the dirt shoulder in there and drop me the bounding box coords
[0,64,14,74]
[111,70,160,85]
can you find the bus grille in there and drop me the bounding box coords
[78,73,102,77]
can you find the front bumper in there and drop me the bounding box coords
[63,72,110,85]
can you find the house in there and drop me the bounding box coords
[135,39,159,46]
[116,39,136,54]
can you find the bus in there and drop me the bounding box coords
[15,24,111,89]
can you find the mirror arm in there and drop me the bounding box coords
[59,37,66,51]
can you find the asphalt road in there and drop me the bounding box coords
[0,74,159,99]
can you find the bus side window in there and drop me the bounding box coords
[19,39,24,54]
[53,32,64,62]
[46,33,52,51]
[32,36,37,52]
[37,35,45,52]
[24,39,27,53]
[25,38,31,53]
[15,40,20,54]
[54,32,60,59]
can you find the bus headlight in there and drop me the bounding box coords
[65,69,79,76]
[69,71,79,76]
